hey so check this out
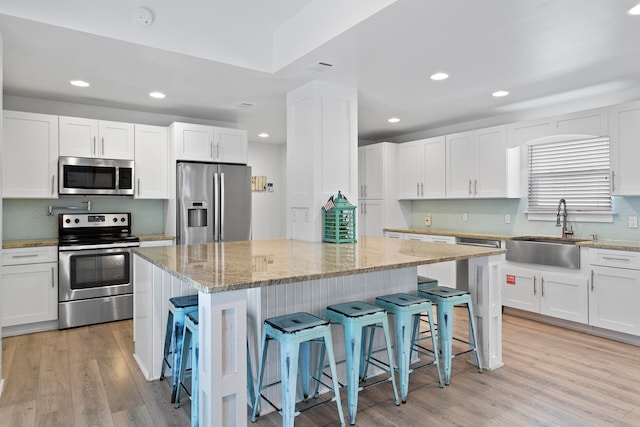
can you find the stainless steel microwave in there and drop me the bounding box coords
[59,157,135,195]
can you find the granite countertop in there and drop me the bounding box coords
[133,237,505,294]
[2,234,175,249]
[385,228,519,241]
[576,240,640,251]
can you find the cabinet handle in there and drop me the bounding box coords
[364,185,367,197]
[541,277,545,297]
[611,171,615,192]
[533,276,537,295]
[417,182,420,197]
[474,179,478,195]
[51,267,55,288]
[51,175,56,195]
[137,178,141,196]
[420,182,424,197]
[591,270,594,292]
[93,136,97,156]
[468,179,472,196]
[217,142,221,159]
[11,254,39,259]
[360,185,363,197]
[101,137,105,156]
[210,141,214,158]
[601,256,629,262]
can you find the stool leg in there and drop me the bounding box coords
[160,311,174,381]
[393,311,412,403]
[247,342,256,408]
[175,325,192,409]
[191,334,199,427]
[312,341,326,398]
[380,316,401,406]
[251,330,269,421]
[171,313,186,403]
[424,306,444,388]
[360,326,376,381]
[343,321,363,425]
[439,301,454,386]
[279,339,300,427]
[322,330,346,427]
[466,301,483,373]
[299,340,311,402]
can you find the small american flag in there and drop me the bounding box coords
[323,195,335,212]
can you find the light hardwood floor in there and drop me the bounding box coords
[2,314,640,426]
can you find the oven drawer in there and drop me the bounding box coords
[2,246,58,266]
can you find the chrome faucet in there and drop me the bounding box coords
[556,198,574,238]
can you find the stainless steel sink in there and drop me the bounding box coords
[505,236,585,269]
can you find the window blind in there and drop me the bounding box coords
[528,137,611,212]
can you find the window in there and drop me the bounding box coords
[528,136,611,213]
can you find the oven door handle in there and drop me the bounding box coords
[59,242,140,251]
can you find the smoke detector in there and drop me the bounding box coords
[133,7,154,26]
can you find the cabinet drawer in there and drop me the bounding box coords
[589,248,640,270]
[2,246,58,266]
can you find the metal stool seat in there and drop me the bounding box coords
[160,294,199,403]
[417,286,482,385]
[174,311,199,427]
[252,312,346,427]
[317,301,400,425]
[366,293,443,403]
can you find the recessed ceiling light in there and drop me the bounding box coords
[628,3,640,15]
[430,72,449,81]
[492,90,510,97]
[70,80,90,87]
[388,117,401,123]
[258,133,269,138]
[149,91,166,99]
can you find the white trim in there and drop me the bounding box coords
[526,210,613,223]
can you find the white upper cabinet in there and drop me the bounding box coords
[358,144,384,199]
[3,110,59,198]
[59,116,134,160]
[398,136,446,199]
[609,101,640,196]
[134,124,169,199]
[172,122,248,164]
[215,127,248,164]
[446,125,518,198]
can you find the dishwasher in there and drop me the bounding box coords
[455,237,502,291]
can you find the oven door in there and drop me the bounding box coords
[59,246,133,302]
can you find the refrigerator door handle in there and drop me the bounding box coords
[214,172,220,242]
[220,172,225,241]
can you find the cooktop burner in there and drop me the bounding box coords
[58,213,138,246]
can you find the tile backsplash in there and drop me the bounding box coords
[2,197,165,240]
[410,196,640,241]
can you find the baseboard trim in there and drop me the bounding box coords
[2,320,58,337]
[503,307,640,346]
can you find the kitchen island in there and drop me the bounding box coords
[133,237,505,427]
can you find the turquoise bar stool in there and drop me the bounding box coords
[160,294,198,403]
[174,311,199,427]
[417,286,482,385]
[370,293,443,403]
[252,312,345,427]
[316,301,400,425]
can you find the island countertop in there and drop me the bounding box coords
[133,237,505,293]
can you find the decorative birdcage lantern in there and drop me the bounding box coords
[322,191,357,243]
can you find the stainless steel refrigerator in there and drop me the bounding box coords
[176,162,252,245]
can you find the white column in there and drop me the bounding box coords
[468,255,504,369]
[286,81,358,242]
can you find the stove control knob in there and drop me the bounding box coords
[113,218,118,223]
[65,218,71,224]
[121,217,126,222]
[74,219,80,224]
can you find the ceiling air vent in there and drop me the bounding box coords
[306,62,334,73]
[236,102,254,109]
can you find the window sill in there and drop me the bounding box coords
[526,211,613,223]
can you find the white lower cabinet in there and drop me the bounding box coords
[589,249,640,335]
[1,247,58,328]
[358,200,384,237]
[503,265,588,324]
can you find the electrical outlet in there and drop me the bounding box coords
[505,214,511,224]
[424,213,432,226]
[629,216,638,229]
[463,212,468,222]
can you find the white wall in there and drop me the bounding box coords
[0,31,5,397]
[248,142,286,239]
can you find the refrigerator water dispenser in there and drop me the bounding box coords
[187,201,208,227]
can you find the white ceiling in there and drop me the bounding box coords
[1,0,640,144]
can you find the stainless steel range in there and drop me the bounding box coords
[58,212,139,329]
